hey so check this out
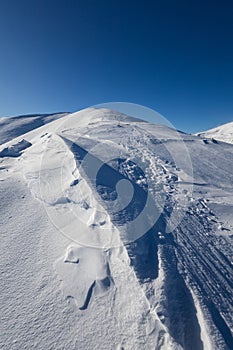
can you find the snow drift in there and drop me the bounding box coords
[0,108,233,350]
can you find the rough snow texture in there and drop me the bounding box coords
[0,108,233,350]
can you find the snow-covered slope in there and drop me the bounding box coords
[197,121,233,144]
[1,108,233,350]
[0,112,69,145]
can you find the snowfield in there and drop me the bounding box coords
[0,108,233,349]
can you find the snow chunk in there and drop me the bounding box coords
[64,246,80,263]
[0,139,32,158]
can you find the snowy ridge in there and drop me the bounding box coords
[197,121,233,144]
[0,112,69,145]
[1,108,233,349]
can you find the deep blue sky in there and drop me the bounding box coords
[0,0,233,132]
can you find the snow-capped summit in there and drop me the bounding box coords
[1,108,233,350]
[197,120,233,144]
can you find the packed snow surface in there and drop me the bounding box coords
[0,108,233,349]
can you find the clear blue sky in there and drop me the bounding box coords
[0,0,233,133]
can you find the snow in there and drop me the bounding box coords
[197,121,233,144]
[0,139,32,158]
[0,112,68,146]
[0,108,233,349]
[190,289,213,350]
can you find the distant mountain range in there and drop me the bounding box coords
[197,121,233,144]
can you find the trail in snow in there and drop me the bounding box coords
[1,108,233,349]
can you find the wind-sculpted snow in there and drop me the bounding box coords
[1,108,233,349]
[59,135,163,245]
[0,139,32,158]
[56,245,113,310]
